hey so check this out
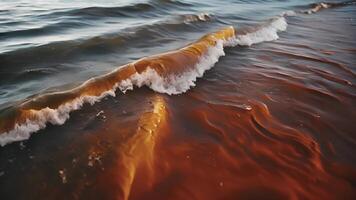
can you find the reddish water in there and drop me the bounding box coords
[0,1,355,200]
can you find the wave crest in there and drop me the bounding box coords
[235,16,287,46]
[301,1,356,14]
[0,27,236,146]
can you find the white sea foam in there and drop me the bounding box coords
[235,16,288,46]
[0,39,231,146]
[0,89,117,146]
[120,40,226,95]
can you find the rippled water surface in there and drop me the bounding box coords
[0,0,355,199]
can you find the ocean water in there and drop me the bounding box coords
[0,0,355,199]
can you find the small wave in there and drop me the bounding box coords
[16,68,58,80]
[0,27,236,146]
[37,3,156,19]
[40,0,191,19]
[235,16,287,46]
[301,1,356,14]
[152,0,193,7]
[67,3,154,17]
[303,2,332,14]
[183,13,212,24]
[0,21,89,39]
[0,13,214,71]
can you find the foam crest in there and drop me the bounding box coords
[120,40,225,95]
[0,90,117,146]
[235,16,287,46]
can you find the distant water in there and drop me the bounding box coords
[0,0,355,199]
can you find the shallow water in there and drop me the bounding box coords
[0,0,355,199]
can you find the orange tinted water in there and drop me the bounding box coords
[0,2,355,200]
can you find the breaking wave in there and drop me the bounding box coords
[36,0,192,19]
[0,16,288,146]
[1,1,351,146]
[0,26,236,146]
